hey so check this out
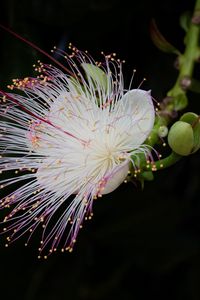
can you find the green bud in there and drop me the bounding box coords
[158,125,168,138]
[180,112,200,153]
[180,112,198,124]
[168,121,194,156]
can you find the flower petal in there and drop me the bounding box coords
[102,162,129,194]
[114,89,155,147]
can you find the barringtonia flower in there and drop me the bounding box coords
[0,46,155,257]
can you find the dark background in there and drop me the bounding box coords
[1,0,200,299]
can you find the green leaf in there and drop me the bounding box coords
[68,76,85,94]
[173,93,188,111]
[139,177,144,190]
[179,11,191,33]
[140,171,154,181]
[150,19,180,55]
[81,63,108,91]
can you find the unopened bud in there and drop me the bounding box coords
[180,112,200,153]
[158,125,168,138]
[168,121,194,156]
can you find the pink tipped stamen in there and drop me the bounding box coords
[0,89,88,145]
[101,98,113,109]
[0,24,75,77]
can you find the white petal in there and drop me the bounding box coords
[102,162,129,194]
[114,89,155,147]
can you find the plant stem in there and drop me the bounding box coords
[167,0,200,100]
[146,152,182,171]
[135,0,200,175]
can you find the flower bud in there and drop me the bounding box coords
[158,125,168,138]
[180,112,200,153]
[168,121,194,156]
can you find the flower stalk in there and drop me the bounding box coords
[144,152,182,172]
[167,0,200,101]
[136,0,200,178]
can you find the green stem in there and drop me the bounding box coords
[137,0,200,173]
[131,152,182,183]
[145,115,167,147]
[168,0,200,100]
[147,152,182,171]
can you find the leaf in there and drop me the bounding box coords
[173,93,188,111]
[81,63,108,91]
[140,171,154,181]
[136,171,154,190]
[68,76,85,94]
[150,19,180,55]
[179,11,191,33]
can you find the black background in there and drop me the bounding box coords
[1,0,200,299]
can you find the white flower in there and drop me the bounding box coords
[0,49,155,256]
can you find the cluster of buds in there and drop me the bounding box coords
[168,112,200,156]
